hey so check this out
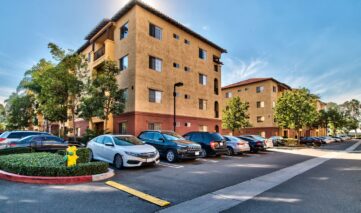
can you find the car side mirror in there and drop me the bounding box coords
[159,138,165,142]
[104,142,114,147]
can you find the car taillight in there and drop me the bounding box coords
[210,141,217,149]
[0,138,5,143]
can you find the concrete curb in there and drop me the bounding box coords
[0,168,114,185]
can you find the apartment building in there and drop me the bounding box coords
[222,78,327,138]
[73,0,226,136]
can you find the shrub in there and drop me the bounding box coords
[0,152,108,177]
[282,138,300,147]
[0,147,33,156]
[57,148,90,164]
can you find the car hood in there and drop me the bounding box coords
[116,144,157,153]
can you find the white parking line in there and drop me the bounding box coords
[158,141,361,213]
[158,162,184,169]
[197,158,219,163]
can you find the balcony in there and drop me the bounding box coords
[213,55,223,65]
[92,39,115,69]
[94,46,105,61]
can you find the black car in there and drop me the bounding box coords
[138,130,202,163]
[9,135,68,151]
[300,137,322,146]
[237,136,265,153]
[183,132,228,157]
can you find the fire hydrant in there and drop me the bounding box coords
[63,146,79,167]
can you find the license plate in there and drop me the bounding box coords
[195,151,200,156]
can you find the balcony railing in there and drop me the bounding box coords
[94,46,105,61]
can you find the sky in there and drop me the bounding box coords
[0,0,360,104]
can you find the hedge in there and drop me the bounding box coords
[0,152,108,177]
[0,147,33,156]
[57,148,90,164]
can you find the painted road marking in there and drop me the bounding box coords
[106,181,170,207]
[159,142,361,213]
[197,158,219,163]
[158,162,184,169]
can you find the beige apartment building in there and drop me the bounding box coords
[73,0,226,136]
[221,78,327,138]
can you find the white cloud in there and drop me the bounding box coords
[0,87,16,105]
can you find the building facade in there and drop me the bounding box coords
[222,78,327,138]
[74,0,226,136]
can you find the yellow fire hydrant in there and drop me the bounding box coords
[64,146,79,167]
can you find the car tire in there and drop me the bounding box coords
[166,150,177,163]
[114,154,123,169]
[227,147,234,156]
[200,148,207,158]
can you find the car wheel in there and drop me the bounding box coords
[114,154,123,169]
[227,147,234,156]
[166,150,177,163]
[88,149,93,162]
[200,148,207,158]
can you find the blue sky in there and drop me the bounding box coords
[0,0,360,104]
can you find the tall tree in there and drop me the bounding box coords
[274,88,319,141]
[341,99,361,137]
[325,103,345,136]
[222,96,251,135]
[79,61,125,132]
[4,93,35,130]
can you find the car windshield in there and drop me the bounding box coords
[162,132,184,141]
[113,136,144,146]
[211,133,224,141]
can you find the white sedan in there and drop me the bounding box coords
[87,134,160,169]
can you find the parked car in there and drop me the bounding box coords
[87,134,160,169]
[338,135,351,141]
[237,136,265,153]
[139,130,201,163]
[332,136,343,142]
[223,135,250,155]
[243,135,273,148]
[0,131,50,149]
[318,136,335,144]
[8,135,68,151]
[183,132,228,157]
[300,137,322,146]
[267,136,284,146]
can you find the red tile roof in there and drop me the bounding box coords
[222,78,291,90]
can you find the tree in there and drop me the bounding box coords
[274,88,319,141]
[222,96,251,135]
[341,99,361,137]
[4,93,35,130]
[325,103,345,136]
[0,104,6,131]
[79,61,125,132]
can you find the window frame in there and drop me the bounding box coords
[149,23,162,40]
[199,48,207,60]
[149,89,162,103]
[119,55,129,71]
[149,56,162,72]
[120,22,129,40]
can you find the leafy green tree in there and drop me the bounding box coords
[341,99,360,137]
[4,93,35,130]
[222,96,251,135]
[79,61,125,132]
[0,104,6,131]
[274,88,319,141]
[326,103,345,136]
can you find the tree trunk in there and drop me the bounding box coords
[72,109,76,143]
[104,118,108,134]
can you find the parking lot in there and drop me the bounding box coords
[0,141,360,213]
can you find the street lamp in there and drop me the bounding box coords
[173,82,184,132]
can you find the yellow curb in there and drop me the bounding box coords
[106,181,170,207]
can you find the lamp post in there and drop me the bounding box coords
[173,82,184,132]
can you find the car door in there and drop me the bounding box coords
[30,136,44,151]
[101,136,116,163]
[92,136,105,160]
[152,132,166,155]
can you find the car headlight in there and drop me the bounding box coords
[125,151,140,157]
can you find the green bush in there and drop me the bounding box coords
[282,138,300,147]
[57,148,90,164]
[0,152,108,177]
[0,147,33,156]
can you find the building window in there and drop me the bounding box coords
[257,101,265,108]
[149,23,162,40]
[214,101,219,118]
[273,86,277,92]
[199,74,207,85]
[214,78,219,95]
[119,122,127,134]
[173,33,179,40]
[149,56,162,72]
[256,86,264,93]
[185,94,191,99]
[148,122,161,130]
[214,65,218,72]
[237,89,242,92]
[173,63,180,68]
[199,99,207,110]
[184,39,190,45]
[185,122,191,127]
[257,116,265,123]
[87,52,91,62]
[119,55,128,71]
[245,88,248,91]
[149,89,162,103]
[225,92,232,98]
[215,125,219,133]
[199,125,208,132]
[184,66,191,72]
[199,48,207,60]
[120,22,129,39]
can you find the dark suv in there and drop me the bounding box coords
[183,132,228,157]
[138,130,202,163]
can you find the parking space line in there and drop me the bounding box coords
[158,162,184,168]
[106,181,170,207]
[197,158,219,163]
